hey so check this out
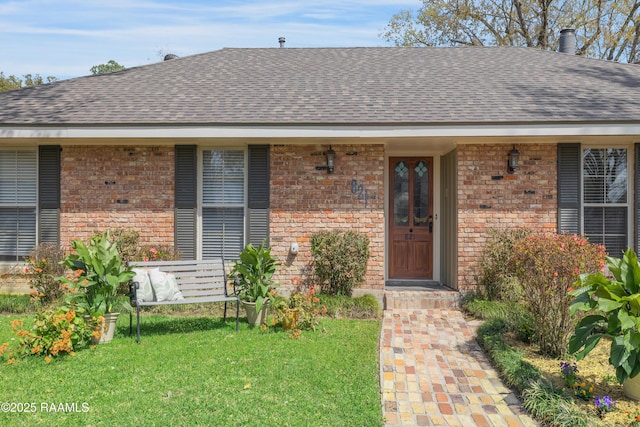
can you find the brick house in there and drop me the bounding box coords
[1,45,639,299]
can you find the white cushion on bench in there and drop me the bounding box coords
[148,268,184,302]
[132,268,155,302]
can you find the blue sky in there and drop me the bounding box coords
[0,0,421,80]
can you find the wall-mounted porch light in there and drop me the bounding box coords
[508,145,520,173]
[326,146,336,174]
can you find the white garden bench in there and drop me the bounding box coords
[128,259,239,343]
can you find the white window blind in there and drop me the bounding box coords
[0,150,37,261]
[202,150,245,259]
[583,148,628,256]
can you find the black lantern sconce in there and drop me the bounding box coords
[508,145,520,173]
[326,146,336,174]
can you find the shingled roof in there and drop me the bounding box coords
[1,46,639,126]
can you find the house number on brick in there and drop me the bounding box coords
[351,179,372,207]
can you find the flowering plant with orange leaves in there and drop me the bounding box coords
[3,305,94,364]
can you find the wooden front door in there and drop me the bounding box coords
[388,157,433,279]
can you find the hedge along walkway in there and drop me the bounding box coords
[380,308,539,426]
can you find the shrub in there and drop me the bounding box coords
[24,243,67,305]
[478,228,531,301]
[4,305,94,363]
[272,286,327,334]
[509,233,606,357]
[91,228,180,262]
[310,230,370,296]
[103,228,141,263]
[138,245,180,261]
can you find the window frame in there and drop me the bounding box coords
[198,146,248,260]
[0,147,38,263]
[580,145,632,254]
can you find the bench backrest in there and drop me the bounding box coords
[128,259,229,299]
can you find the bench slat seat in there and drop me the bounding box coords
[128,258,239,343]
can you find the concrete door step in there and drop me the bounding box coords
[384,288,460,310]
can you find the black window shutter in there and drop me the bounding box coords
[248,145,270,246]
[557,143,581,234]
[635,143,640,253]
[38,145,60,245]
[175,145,197,259]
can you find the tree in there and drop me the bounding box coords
[90,60,125,75]
[0,72,57,93]
[381,0,640,63]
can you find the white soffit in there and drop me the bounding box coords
[1,123,640,139]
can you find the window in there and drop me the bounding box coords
[202,149,245,259]
[0,150,37,261]
[583,148,628,256]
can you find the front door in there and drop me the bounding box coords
[388,157,433,279]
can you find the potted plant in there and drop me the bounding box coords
[59,231,135,343]
[229,242,279,326]
[569,248,640,398]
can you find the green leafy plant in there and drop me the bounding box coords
[58,231,135,316]
[229,242,279,312]
[310,230,370,296]
[569,248,640,384]
[24,243,67,305]
[510,233,606,357]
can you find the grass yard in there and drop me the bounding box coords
[0,313,383,427]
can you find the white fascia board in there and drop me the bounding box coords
[1,123,640,139]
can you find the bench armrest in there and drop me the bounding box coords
[129,280,140,304]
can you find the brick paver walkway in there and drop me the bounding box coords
[380,309,539,426]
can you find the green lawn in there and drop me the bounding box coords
[0,314,383,427]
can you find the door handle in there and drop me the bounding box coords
[428,216,433,233]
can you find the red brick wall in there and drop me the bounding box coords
[269,144,385,291]
[60,146,174,247]
[457,144,558,290]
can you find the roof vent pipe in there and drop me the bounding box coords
[559,29,576,54]
[278,37,285,48]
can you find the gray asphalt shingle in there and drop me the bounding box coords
[1,46,639,125]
